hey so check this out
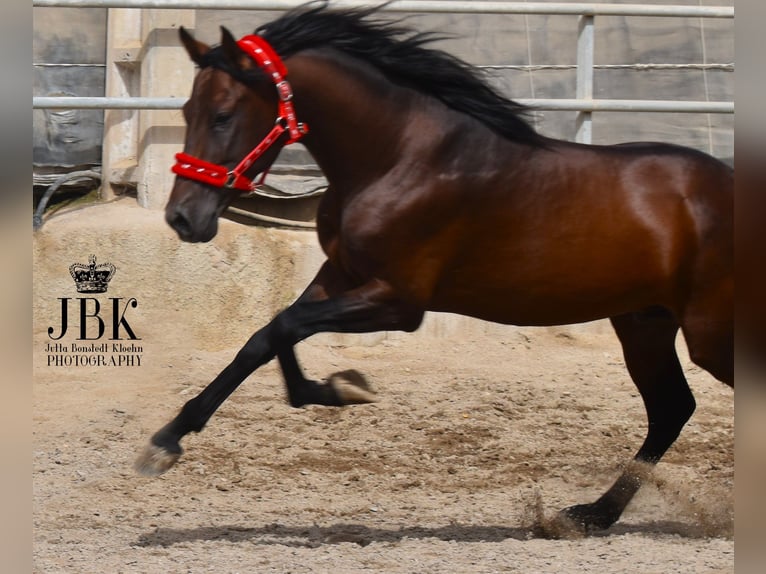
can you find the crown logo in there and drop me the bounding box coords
[69,255,116,294]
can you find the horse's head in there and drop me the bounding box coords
[166,26,287,242]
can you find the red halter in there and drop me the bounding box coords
[171,35,309,193]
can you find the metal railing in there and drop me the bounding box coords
[33,0,734,145]
[30,96,735,113]
[30,0,735,17]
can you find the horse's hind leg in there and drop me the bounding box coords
[562,308,695,531]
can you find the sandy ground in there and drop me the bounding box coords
[33,325,733,573]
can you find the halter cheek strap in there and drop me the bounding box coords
[171,35,309,193]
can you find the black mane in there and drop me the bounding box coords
[253,2,543,146]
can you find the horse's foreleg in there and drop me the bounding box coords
[135,261,347,475]
[276,262,378,407]
[561,309,695,532]
[136,275,423,476]
[277,347,378,407]
[274,287,423,411]
[134,318,281,476]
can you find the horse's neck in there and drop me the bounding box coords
[288,51,422,191]
[286,51,537,195]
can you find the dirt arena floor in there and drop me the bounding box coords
[34,325,733,573]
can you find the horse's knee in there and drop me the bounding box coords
[650,397,694,430]
[646,394,695,449]
[233,321,280,366]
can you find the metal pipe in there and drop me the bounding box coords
[225,206,316,229]
[33,96,185,109]
[33,170,102,231]
[520,99,734,113]
[32,96,735,114]
[575,15,594,144]
[31,1,734,18]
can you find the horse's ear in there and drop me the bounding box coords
[179,26,210,66]
[220,26,252,69]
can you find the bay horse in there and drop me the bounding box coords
[136,3,733,533]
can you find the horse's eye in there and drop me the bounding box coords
[213,112,233,130]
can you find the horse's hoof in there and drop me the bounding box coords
[134,442,182,476]
[327,369,377,404]
[559,502,619,533]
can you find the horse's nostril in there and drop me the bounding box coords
[166,207,192,239]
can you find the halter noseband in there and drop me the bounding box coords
[171,35,308,193]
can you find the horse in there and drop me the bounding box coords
[135,3,733,533]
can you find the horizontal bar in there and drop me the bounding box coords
[517,98,734,113]
[31,1,734,18]
[33,96,734,113]
[33,96,185,109]
[481,63,735,71]
[33,63,107,67]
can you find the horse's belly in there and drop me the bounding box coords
[430,293,632,327]
[427,257,671,326]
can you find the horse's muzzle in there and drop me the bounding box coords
[165,203,218,243]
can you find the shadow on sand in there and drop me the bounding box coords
[135,518,723,549]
